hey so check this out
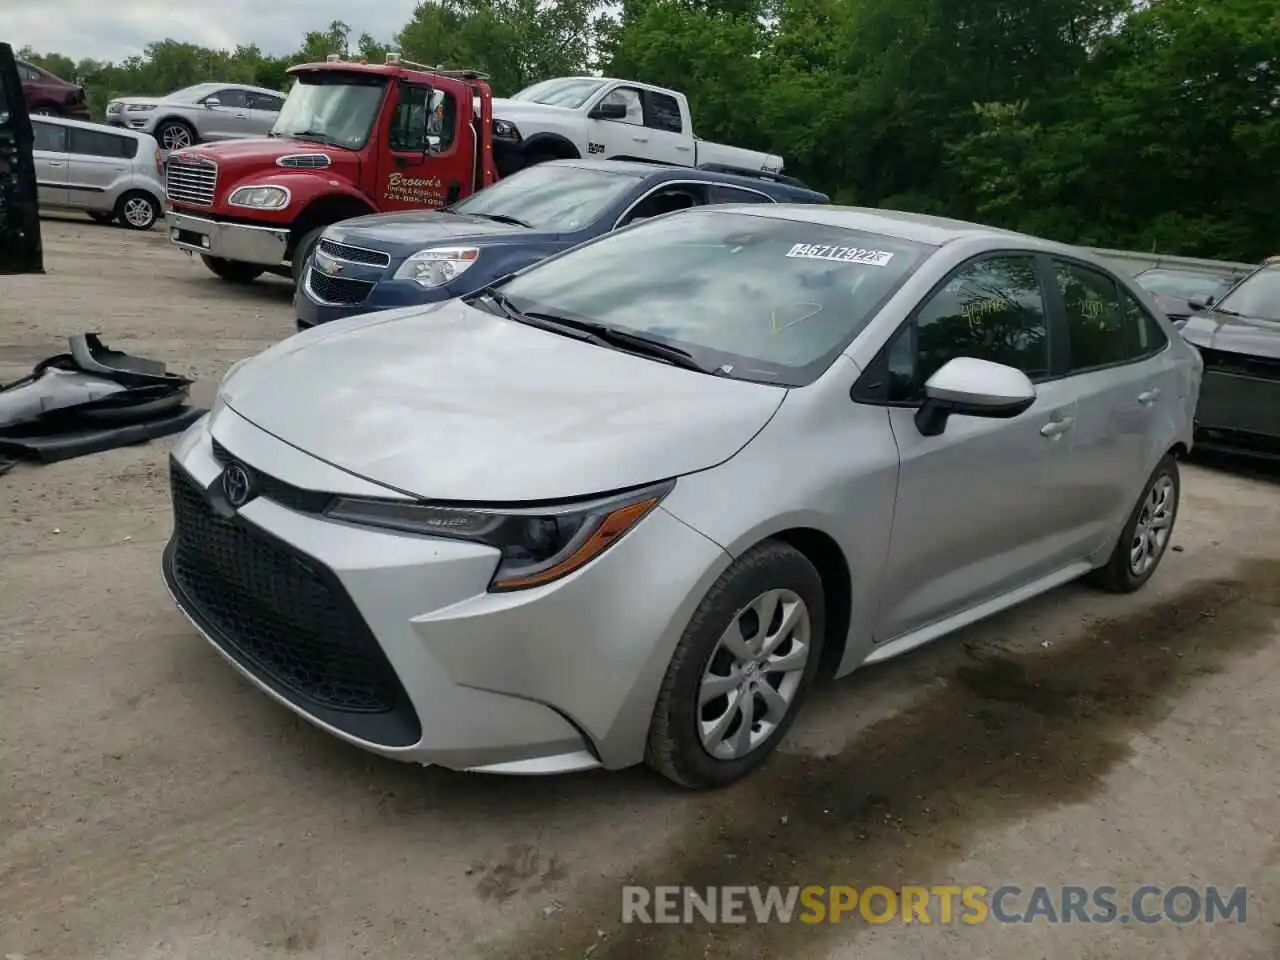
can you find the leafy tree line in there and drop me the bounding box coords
[17,0,1279,260]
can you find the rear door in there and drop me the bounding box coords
[1047,256,1179,547]
[31,118,69,204]
[639,89,693,165]
[0,42,44,275]
[65,125,135,212]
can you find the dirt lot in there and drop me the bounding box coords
[2,217,1278,960]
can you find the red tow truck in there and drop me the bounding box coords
[163,53,498,284]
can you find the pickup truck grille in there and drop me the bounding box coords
[166,157,218,206]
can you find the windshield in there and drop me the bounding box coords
[167,83,222,103]
[1215,265,1280,321]
[497,209,934,385]
[271,73,387,149]
[1135,269,1236,302]
[450,164,640,232]
[508,78,606,109]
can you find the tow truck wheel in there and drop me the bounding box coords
[201,255,265,284]
[291,227,326,287]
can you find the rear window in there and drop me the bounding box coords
[499,208,935,386]
[68,127,138,159]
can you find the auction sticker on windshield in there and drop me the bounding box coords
[786,243,894,266]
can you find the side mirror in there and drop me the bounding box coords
[425,134,442,154]
[1187,293,1212,311]
[590,101,628,121]
[914,357,1036,437]
[203,97,221,109]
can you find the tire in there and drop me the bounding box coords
[155,119,196,151]
[201,255,265,284]
[1087,453,1181,594]
[646,540,826,790]
[291,226,325,286]
[115,191,160,230]
[88,211,116,225]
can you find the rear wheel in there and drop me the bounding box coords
[201,255,265,284]
[116,191,160,230]
[1087,454,1180,593]
[646,540,826,790]
[156,119,196,151]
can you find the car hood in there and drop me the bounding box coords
[325,210,551,255]
[1179,311,1280,359]
[491,98,579,123]
[219,301,786,501]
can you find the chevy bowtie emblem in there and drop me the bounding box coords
[315,252,342,275]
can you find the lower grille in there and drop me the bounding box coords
[1196,348,1280,438]
[165,462,421,745]
[306,267,374,305]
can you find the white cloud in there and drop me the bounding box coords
[1,0,422,62]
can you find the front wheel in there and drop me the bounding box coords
[1087,453,1181,593]
[646,540,826,790]
[291,226,326,287]
[201,255,265,284]
[116,191,161,230]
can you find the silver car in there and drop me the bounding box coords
[105,82,285,151]
[31,115,166,229]
[162,205,1201,789]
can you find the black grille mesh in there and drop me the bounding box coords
[168,463,407,715]
[307,268,374,305]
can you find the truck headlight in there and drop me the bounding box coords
[393,246,480,288]
[492,119,521,141]
[325,480,674,591]
[227,185,291,210]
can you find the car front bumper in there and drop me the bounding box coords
[295,266,458,330]
[166,211,289,267]
[161,406,730,774]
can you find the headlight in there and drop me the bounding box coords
[126,103,156,112]
[325,480,675,591]
[227,185,291,210]
[492,119,521,141]
[393,246,480,288]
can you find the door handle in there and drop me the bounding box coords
[1040,416,1075,438]
[234,112,249,119]
[676,145,692,152]
[1137,388,1162,405]
[47,160,64,167]
[632,135,649,143]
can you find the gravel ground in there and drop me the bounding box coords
[1,217,1277,960]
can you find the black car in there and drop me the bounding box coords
[1133,266,1244,325]
[0,42,43,276]
[294,159,829,330]
[1178,258,1280,460]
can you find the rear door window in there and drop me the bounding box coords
[68,126,137,159]
[705,185,773,204]
[1054,259,1165,371]
[642,90,683,134]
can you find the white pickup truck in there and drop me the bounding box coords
[489,76,786,177]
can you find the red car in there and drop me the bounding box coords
[16,58,90,119]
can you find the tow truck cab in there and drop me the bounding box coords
[0,42,43,276]
[164,53,497,285]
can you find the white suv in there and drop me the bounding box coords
[31,115,166,230]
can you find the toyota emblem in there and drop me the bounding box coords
[222,461,255,508]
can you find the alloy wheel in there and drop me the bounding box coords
[1129,474,1176,577]
[123,196,155,228]
[698,588,811,761]
[161,125,192,150]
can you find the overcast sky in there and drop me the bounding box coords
[2,0,421,62]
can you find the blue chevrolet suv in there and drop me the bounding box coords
[294,159,829,330]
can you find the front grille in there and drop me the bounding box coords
[306,267,374,305]
[210,438,333,514]
[317,237,391,267]
[1195,346,1280,438]
[167,463,419,737]
[166,157,218,206]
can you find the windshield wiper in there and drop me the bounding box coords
[522,311,710,373]
[470,291,609,345]
[472,212,534,229]
[286,130,340,147]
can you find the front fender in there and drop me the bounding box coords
[220,173,373,226]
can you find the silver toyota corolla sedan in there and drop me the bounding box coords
[162,205,1202,789]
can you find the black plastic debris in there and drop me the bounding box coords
[0,334,206,468]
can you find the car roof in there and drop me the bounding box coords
[31,114,157,141]
[698,203,1093,250]
[543,158,828,201]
